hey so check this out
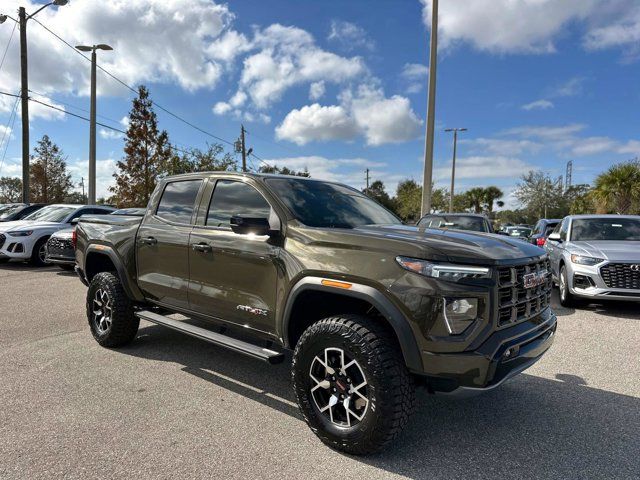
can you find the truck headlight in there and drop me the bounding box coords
[8,230,33,237]
[396,256,490,282]
[570,254,604,266]
[443,297,478,334]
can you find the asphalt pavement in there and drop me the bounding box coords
[1,262,638,479]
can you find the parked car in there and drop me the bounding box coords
[0,204,115,266]
[45,227,75,270]
[528,219,561,247]
[75,172,556,454]
[417,213,494,233]
[545,214,640,306]
[0,203,46,222]
[504,225,532,240]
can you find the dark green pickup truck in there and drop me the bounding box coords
[75,172,556,454]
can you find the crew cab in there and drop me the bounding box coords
[75,172,556,454]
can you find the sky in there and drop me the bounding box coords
[0,0,638,207]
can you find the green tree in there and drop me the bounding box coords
[163,143,237,176]
[0,177,22,203]
[258,165,310,177]
[515,170,564,218]
[394,179,422,222]
[592,160,640,214]
[564,184,594,215]
[29,135,73,203]
[364,180,395,211]
[482,186,504,215]
[465,187,486,214]
[111,86,173,207]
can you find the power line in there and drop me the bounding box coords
[29,96,128,134]
[0,21,16,73]
[0,94,20,175]
[28,88,124,125]
[30,17,236,148]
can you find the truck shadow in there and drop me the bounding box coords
[121,324,638,479]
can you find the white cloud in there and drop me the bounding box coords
[420,0,598,54]
[463,138,543,156]
[617,140,640,155]
[67,158,117,199]
[213,102,232,115]
[550,76,586,98]
[99,129,123,140]
[400,63,428,94]
[275,104,358,145]
[434,156,534,181]
[327,20,374,51]
[583,3,640,61]
[309,81,326,101]
[521,99,554,111]
[276,84,422,146]
[502,124,587,141]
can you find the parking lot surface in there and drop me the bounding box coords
[1,262,638,479]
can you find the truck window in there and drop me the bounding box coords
[206,180,271,228]
[156,180,202,224]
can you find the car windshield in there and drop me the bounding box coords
[508,227,531,237]
[265,177,401,228]
[23,206,77,223]
[0,205,23,219]
[571,218,640,241]
[419,215,488,232]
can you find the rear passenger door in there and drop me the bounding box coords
[137,179,204,309]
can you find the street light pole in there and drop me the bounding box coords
[76,44,113,205]
[420,0,438,217]
[445,127,467,213]
[0,1,68,204]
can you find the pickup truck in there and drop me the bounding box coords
[75,172,556,455]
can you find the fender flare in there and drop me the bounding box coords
[281,277,423,372]
[84,244,145,302]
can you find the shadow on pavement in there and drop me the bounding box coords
[550,288,639,320]
[121,323,639,479]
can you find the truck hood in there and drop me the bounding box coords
[353,224,546,265]
[568,240,640,262]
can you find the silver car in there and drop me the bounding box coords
[545,215,640,306]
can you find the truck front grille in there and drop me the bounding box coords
[496,258,552,327]
[600,263,640,289]
[0,233,5,249]
[47,236,74,256]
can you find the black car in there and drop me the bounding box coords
[529,218,561,247]
[0,203,46,222]
[417,213,494,233]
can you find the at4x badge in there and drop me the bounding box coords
[237,305,269,316]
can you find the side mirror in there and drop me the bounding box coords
[69,218,79,225]
[547,232,561,242]
[230,216,273,236]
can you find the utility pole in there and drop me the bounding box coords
[445,127,467,213]
[19,7,29,204]
[365,168,370,196]
[565,160,573,192]
[420,0,438,217]
[80,177,85,203]
[75,44,113,205]
[240,125,247,172]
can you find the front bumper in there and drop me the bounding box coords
[45,254,75,266]
[0,237,30,260]
[419,307,557,393]
[568,261,640,302]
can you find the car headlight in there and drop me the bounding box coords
[396,256,490,281]
[8,230,33,237]
[443,297,478,334]
[570,254,604,266]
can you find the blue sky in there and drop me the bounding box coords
[0,0,638,206]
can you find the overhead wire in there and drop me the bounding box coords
[0,94,20,175]
[0,21,17,73]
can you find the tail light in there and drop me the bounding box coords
[72,228,77,249]
[536,237,546,247]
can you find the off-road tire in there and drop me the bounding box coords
[29,237,49,267]
[292,315,415,455]
[87,272,139,347]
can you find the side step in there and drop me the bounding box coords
[135,310,285,365]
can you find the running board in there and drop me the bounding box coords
[135,310,285,364]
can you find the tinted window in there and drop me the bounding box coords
[24,206,77,222]
[207,180,271,228]
[156,180,202,224]
[571,218,640,241]
[418,215,489,232]
[266,177,400,228]
[559,218,570,241]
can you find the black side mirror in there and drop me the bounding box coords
[230,216,273,236]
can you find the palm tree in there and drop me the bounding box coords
[466,188,485,214]
[482,186,505,214]
[592,160,640,214]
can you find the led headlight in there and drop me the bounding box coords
[396,256,490,282]
[443,298,478,334]
[570,254,604,266]
[7,230,33,237]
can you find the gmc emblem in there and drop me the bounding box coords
[523,270,548,289]
[630,264,640,272]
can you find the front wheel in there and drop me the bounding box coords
[559,265,578,307]
[29,237,49,267]
[87,272,139,347]
[292,315,415,455]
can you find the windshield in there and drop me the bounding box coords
[571,218,640,241]
[508,227,532,237]
[419,215,488,232]
[23,206,77,223]
[0,205,23,219]
[265,177,401,228]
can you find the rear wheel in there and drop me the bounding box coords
[29,237,49,267]
[292,315,415,455]
[87,272,139,347]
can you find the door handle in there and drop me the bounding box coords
[192,242,212,253]
[140,236,157,245]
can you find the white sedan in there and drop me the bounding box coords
[0,204,114,266]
